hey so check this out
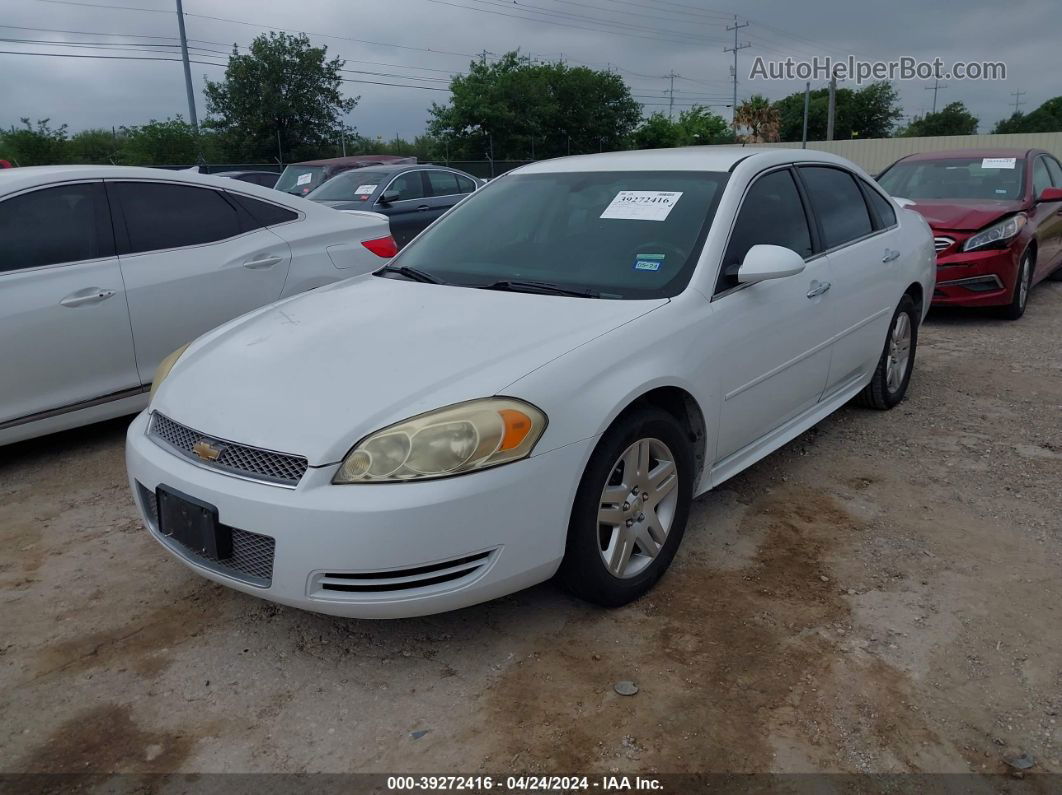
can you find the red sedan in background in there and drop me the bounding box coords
[878,148,1062,319]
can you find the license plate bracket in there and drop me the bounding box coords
[156,486,232,560]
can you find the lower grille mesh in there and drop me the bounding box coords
[138,483,276,586]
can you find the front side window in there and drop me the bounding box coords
[878,157,1027,201]
[720,169,812,293]
[0,183,111,273]
[384,172,426,201]
[1032,157,1052,197]
[799,166,873,249]
[1045,157,1062,187]
[393,170,727,299]
[112,182,241,255]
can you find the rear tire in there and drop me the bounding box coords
[858,294,918,410]
[558,407,693,607]
[1000,251,1033,320]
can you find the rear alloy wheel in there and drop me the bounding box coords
[559,408,693,607]
[858,294,918,410]
[1001,251,1033,320]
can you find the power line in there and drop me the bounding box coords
[1010,89,1026,115]
[925,79,947,114]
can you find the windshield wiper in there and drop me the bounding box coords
[482,279,600,298]
[378,265,444,284]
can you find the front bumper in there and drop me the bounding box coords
[931,244,1019,307]
[125,411,593,618]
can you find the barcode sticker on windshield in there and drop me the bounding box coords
[601,191,682,221]
[296,173,313,185]
[355,184,378,194]
[982,158,1016,169]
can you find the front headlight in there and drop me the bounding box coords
[149,343,190,397]
[963,214,1027,252]
[333,398,547,483]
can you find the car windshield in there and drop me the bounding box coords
[307,171,388,201]
[878,157,1027,201]
[275,165,326,196]
[389,170,727,299]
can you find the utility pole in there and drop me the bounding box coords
[1010,89,1026,115]
[826,73,836,141]
[801,81,810,149]
[925,79,947,114]
[480,49,489,65]
[724,16,750,133]
[666,70,677,120]
[174,0,197,130]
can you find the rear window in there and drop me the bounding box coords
[275,165,326,196]
[394,170,728,299]
[307,171,388,202]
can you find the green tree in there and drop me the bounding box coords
[67,128,122,164]
[992,97,1062,133]
[118,117,199,165]
[632,113,681,149]
[675,106,733,145]
[428,52,641,160]
[900,101,978,137]
[204,32,358,162]
[0,118,68,165]
[774,81,902,142]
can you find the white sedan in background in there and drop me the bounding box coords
[128,147,934,618]
[0,166,396,445]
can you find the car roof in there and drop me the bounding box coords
[514,146,857,174]
[898,148,1040,162]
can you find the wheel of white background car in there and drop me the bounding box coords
[1001,250,1033,320]
[858,294,919,411]
[558,407,693,607]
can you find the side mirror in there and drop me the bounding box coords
[737,244,806,284]
[379,191,400,205]
[1036,186,1062,203]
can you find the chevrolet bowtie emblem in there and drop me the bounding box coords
[192,439,223,461]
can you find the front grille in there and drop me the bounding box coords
[316,551,493,594]
[137,483,276,586]
[934,236,955,253]
[149,412,308,487]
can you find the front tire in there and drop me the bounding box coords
[558,407,693,607]
[858,294,918,410]
[1000,250,1033,320]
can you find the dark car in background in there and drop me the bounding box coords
[275,155,417,197]
[306,164,481,247]
[214,170,281,188]
[878,148,1062,319]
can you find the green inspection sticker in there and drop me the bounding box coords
[633,253,665,272]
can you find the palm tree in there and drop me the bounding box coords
[734,95,781,143]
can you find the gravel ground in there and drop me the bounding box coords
[1,280,1060,779]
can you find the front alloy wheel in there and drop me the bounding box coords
[1001,251,1032,320]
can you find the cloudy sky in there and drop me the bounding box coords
[2,0,1056,142]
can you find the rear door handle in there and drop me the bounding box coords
[882,249,900,263]
[415,204,431,211]
[60,288,116,307]
[806,280,831,299]
[243,255,283,269]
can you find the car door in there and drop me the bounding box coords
[1032,155,1062,274]
[797,165,899,397]
[709,167,836,466]
[376,170,430,248]
[424,169,465,226]
[0,181,139,428]
[108,180,293,384]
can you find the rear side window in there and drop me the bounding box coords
[385,172,425,201]
[720,169,812,292]
[0,183,112,272]
[799,166,873,249]
[228,193,298,227]
[457,175,477,194]
[426,170,460,197]
[112,182,241,255]
[862,183,897,228]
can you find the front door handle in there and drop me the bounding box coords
[806,280,831,299]
[60,288,117,307]
[415,204,431,211]
[243,255,283,269]
[882,249,900,263]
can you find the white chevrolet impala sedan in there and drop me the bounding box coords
[126,147,934,618]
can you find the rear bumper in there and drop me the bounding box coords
[931,245,1019,307]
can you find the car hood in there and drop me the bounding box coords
[898,198,1026,231]
[153,276,667,465]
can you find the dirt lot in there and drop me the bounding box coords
[1,282,1060,780]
